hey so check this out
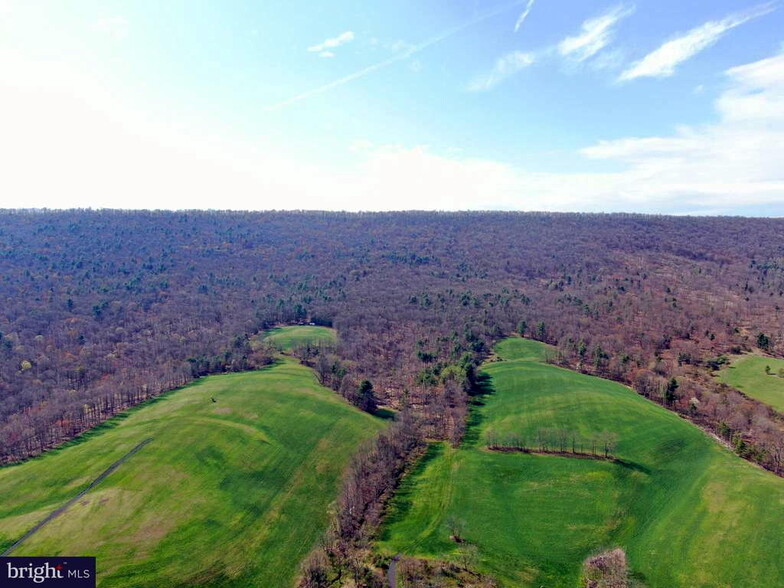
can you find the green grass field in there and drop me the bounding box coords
[262,325,336,352]
[379,338,784,587]
[717,354,784,412]
[0,358,382,587]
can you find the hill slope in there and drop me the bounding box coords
[379,338,784,587]
[717,353,784,413]
[0,359,383,587]
[263,325,337,352]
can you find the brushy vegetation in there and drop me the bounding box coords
[0,359,383,587]
[582,548,634,588]
[378,338,784,587]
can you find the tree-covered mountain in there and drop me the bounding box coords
[1,210,783,472]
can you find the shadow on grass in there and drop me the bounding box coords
[614,458,652,475]
[461,403,486,449]
[469,372,495,397]
[377,442,445,541]
[459,372,495,449]
[374,407,397,421]
[486,447,652,476]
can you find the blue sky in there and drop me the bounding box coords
[0,0,783,214]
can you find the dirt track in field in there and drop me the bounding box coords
[2,438,153,556]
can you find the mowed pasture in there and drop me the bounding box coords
[263,325,337,352]
[0,358,382,587]
[717,354,784,412]
[379,338,784,587]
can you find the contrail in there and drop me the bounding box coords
[266,1,527,110]
[514,0,535,32]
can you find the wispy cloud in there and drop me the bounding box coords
[6,44,784,213]
[575,51,784,210]
[92,16,129,40]
[468,51,535,91]
[619,3,776,81]
[268,0,528,110]
[514,0,535,33]
[558,4,634,62]
[338,51,784,213]
[308,31,355,58]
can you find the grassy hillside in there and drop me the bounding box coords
[379,337,784,587]
[263,325,337,352]
[0,359,382,587]
[717,354,784,412]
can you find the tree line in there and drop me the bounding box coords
[487,428,620,459]
[298,412,424,587]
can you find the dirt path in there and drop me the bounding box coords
[388,554,401,588]
[2,438,153,556]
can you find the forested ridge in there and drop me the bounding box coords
[2,210,784,474]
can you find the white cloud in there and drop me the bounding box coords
[0,0,13,17]
[92,16,129,40]
[715,54,784,125]
[558,4,634,63]
[349,139,374,152]
[514,0,535,33]
[619,3,775,81]
[364,51,784,213]
[468,51,535,91]
[579,51,784,209]
[271,2,532,110]
[587,48,625,71]
[307,31,354,57]
[3,49,784,215]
